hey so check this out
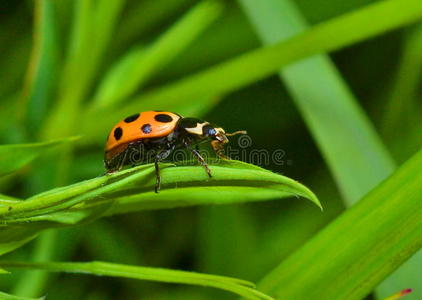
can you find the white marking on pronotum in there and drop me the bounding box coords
[184,122,209,135]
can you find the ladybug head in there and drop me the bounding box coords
[203,124,246,143]
[203,124,246,159]
[178,118,246,158]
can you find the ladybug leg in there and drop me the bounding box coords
[211,140,229,160]
[154,147,174,193]
[112,150,127,173]
[184,142,212,178]
[154,158,161,193]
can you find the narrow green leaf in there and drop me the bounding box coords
[0,160,320,225]
[0,227,39,256]
[21,0,59,134]
[115,0,195,48]
[10,231,57,298]
[0,19,31,100]
[382,23,422,162]
[0,194,22,203]
[0,260,273,300]
[92,0,224,109]
[0,161,318,258]
[0,137,80,177]
[258,149,422,300]
[0,291,44,300]
[42,0,125,140]
[38,0,93,141]
[90,45,148,107]
[156,4,260,82]
[80,0,422,142]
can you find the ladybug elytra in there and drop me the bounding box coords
[104,111,246,193]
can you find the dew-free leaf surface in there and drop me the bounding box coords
[0,160,320,255]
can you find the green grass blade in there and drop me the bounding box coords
[381,23,422,162]
[0,160,320,224]
[156,4,259,82]
[0,14,30,100]
[91,0,224,109]
[0,227,39,257]
[10,231,57,297]
[42,0,125,140]
[0,291,45,300]
[80,0,422,142]
[115,0,195,48]
[21,0,59,135]
[0,194,22,202]
[0,260,273,300]
[0,161,320,259]
[90,45,148,108]
[258,149,422,300]
[0,137,79,177]
[40,0,94,140]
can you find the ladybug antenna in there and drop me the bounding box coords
[226,130,247,136]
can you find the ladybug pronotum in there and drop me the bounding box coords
[104,111,246,193]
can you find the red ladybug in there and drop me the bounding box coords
[104,111,246,192]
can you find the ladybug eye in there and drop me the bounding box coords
[204,126,217,136]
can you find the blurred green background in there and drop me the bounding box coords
[0,0,421,299]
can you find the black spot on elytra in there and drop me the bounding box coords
[141,124,152,134]
[154,113,173,123]
[124,113,140,123]
[114,127,123,141]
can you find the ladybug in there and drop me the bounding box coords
[104,111,246,193]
